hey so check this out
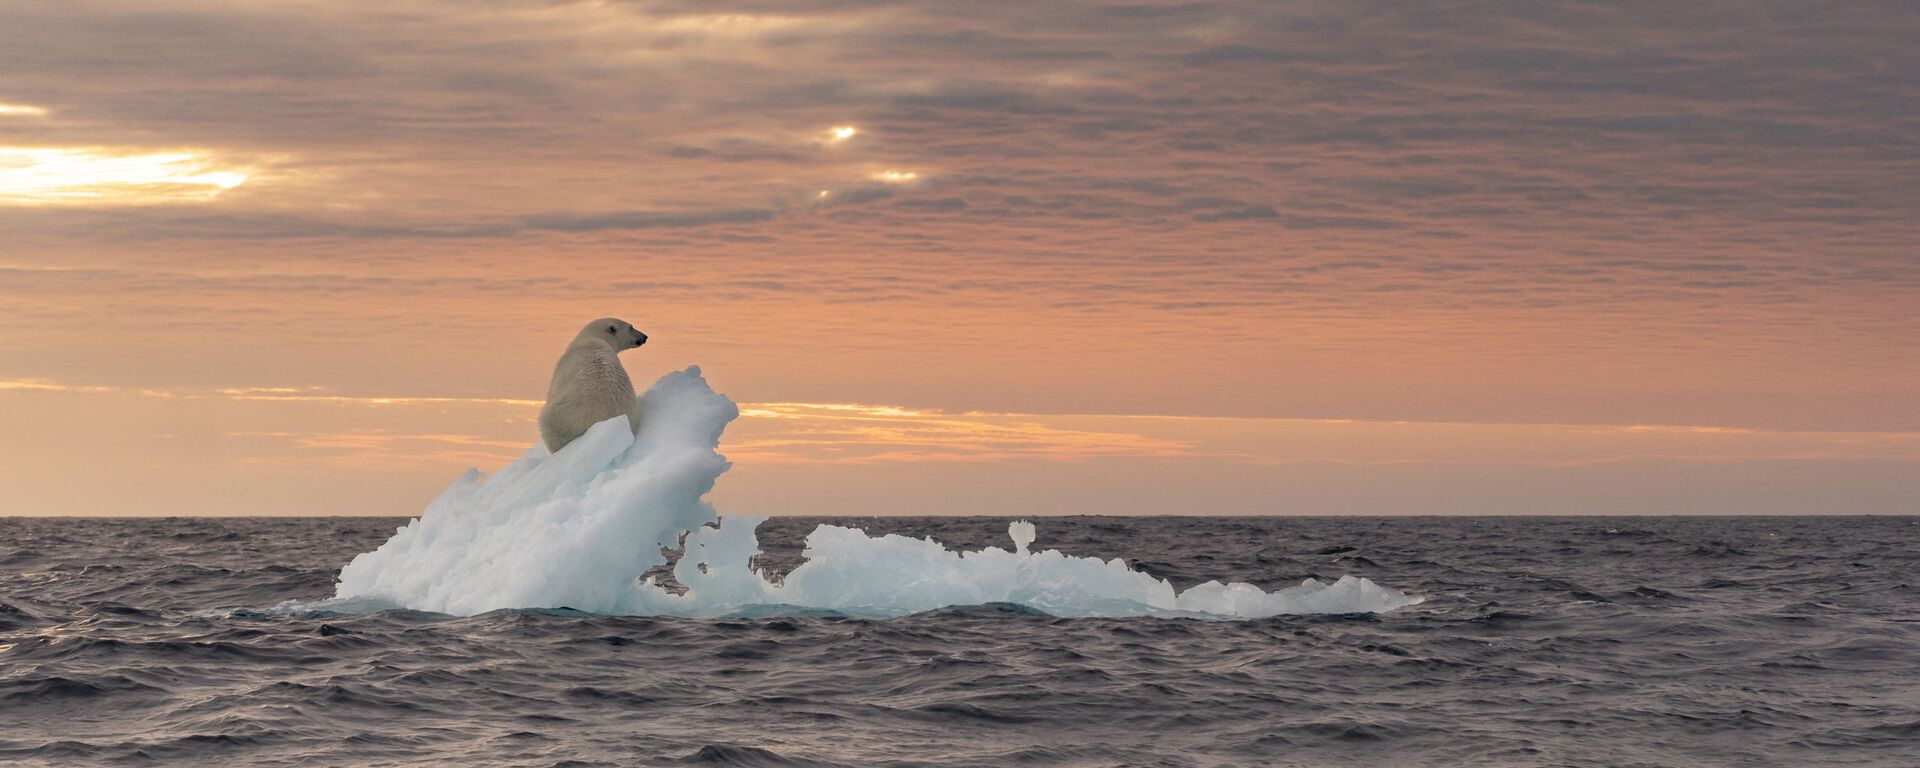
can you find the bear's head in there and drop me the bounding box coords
[577,317,648,351]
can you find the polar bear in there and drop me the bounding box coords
[539,317,648,453]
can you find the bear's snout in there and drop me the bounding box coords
[634,332,648,347]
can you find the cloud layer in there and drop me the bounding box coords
[1,1,1917,514]
[4,379,1916,516]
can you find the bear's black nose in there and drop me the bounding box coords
[635,333,648,346]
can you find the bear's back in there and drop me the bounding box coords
[548,344,632,400]
[541,343,637,452]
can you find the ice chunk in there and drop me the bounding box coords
[1009,520,1036,555]
[327,367,1422,619]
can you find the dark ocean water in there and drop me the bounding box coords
[2,515,1916,767]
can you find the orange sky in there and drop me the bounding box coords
[2,1,1916,516]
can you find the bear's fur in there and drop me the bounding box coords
[539,317,648,453]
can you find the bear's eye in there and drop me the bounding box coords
[607,325,616,334]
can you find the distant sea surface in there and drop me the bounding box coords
[3,515,1916,767]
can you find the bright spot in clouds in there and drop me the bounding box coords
[0,147,250,205]
[652,13,811,38]
[0,103,49,118]
[827,125,858,143]
[872,170,918,183]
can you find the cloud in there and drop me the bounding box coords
[0,103,50,118]
[814,185,892,206]
[893,196,965,212]
[0,378,542,407]
[0,0,1915,438]
[730,402,1199,463]
[226,430,530,471]
[520,208,774,232]
[0,147,250,205]
[10,377,1920,470]
[0,206,776,239]
[1192,205,1276,223]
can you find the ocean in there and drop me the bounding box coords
[2,515,1915,767]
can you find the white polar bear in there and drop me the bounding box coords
[538,317,649,453]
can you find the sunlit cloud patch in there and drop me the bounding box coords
[0,147,250,205]
[0,103,49,118]
[729,402,1198,463]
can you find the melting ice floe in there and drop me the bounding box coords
[327,367,1421,619]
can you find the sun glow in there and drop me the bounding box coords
[826,125,858,143]
[0,147,250,205]
[872,170,919,183]
[0,104,50,118]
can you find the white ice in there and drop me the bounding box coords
[328,367,1422,619]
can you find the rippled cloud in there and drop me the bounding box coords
[2,0,1918,515]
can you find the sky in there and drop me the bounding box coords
[1,0,1916,516]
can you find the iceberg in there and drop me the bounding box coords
[329,367,1421,619]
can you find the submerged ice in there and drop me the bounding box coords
[331,368,1421,619]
